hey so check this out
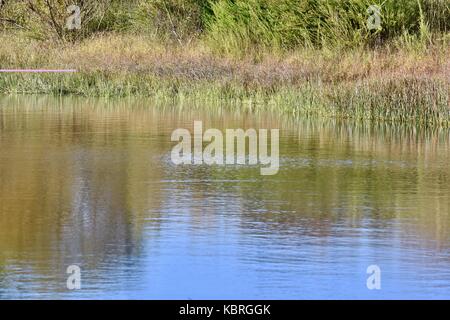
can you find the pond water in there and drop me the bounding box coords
[0,95,449,299]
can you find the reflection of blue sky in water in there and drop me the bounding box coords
[0,95,449,299]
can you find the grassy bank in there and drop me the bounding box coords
[0,0,449,126]
[0,33,448,126]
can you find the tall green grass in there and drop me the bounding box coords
[205,0,450,54]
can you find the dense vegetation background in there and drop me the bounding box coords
[0,0,449,52]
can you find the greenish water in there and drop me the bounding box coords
[0,95,449,299]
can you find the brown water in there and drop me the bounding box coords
[0,95,450,299]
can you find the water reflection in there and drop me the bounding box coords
[0,95,449,299]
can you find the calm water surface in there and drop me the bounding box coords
[0,96,449,299]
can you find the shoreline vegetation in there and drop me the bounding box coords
[0,0,449,126]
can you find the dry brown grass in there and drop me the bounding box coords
[2,33,448,85]
[0,32,448,125]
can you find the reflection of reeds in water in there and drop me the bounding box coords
[0,96,169,287]
[242,117,450,249]
[0,96,449,282]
